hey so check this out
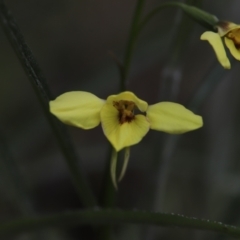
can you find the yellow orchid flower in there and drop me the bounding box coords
[49,91,203,152]
[201,21,240,69]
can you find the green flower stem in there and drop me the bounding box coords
[0,0,96,207]
[100,2,146,235]
[139,1,218,33]
[98,146,117,240]
[121,0,146,89]
[100,0,146,211]
[99,146,117,208]
[0,209,240,238]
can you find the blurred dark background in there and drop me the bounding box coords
[1,0,240,239]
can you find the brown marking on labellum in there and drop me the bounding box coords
[113,100,135,124]
[227,29,240,49]
[217,21,230,31]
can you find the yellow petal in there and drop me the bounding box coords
[50,91,105,129]
[200,31,231,69]
[100,103,150,151]
[147,102,203,134]
[118,147,130,182]
[106,91,148,112]
[224,37,240,60]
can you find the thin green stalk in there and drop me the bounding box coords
[98,146,117,240]
[119,0,217,89]
[0,209,240,238]
[0,0,96,207]
[99,145,117,208]
[121,0,146,89]
[139,2,184,32]
[139,1,217,33]
[99,3,147,237]
[100,0,146,209]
